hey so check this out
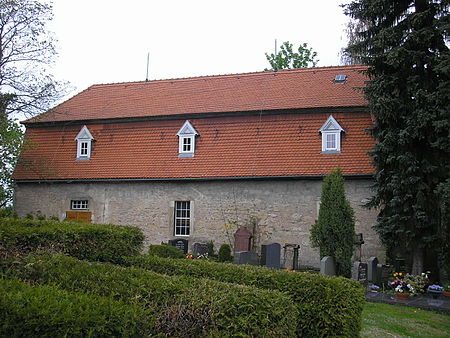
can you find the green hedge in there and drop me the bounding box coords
[148,244,185,258]
[0,279,153,336]
[0,217,144,264]
[123,254,365,337]
[3,253,298,337]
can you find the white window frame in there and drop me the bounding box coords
[319,115,344,153]
[75,126,94,160]
[174,201,191,236]
[176,120,198,156]
[71,200,89,210]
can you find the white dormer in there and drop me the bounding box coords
[177,120,198,157]
[75,125,94,160]
[319,116,344,153]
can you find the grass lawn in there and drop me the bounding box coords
[361,302,450,337]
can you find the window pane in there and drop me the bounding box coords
[326,134,336,149]
[174,201,191,236]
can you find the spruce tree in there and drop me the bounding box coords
[310,169,355,277]
[344,0,449,275]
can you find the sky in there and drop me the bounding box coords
[48,0,351,95]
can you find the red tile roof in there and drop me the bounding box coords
[14,65,374,180]
[25,65,368,124]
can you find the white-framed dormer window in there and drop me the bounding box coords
[75,126,94,160]
[319,115,344,153]
[177,120,198,157]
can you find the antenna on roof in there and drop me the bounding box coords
[145,52,150,82]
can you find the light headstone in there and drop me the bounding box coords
[320,256,336,276]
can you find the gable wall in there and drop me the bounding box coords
[14,178,384,268]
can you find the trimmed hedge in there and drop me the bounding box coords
[148,244,185,258]
[123,254,365,337]
[0,279,153,336]
[3,253,298,337]
[0,217,144,263]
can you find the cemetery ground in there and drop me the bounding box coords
[1,216,449,336]
[361,302,450,337]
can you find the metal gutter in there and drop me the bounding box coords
[15,174,374,184]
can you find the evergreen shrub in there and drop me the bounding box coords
[218,243,233,262]
[148,244,184,258]
[4,253,298,337]
[0,217,144,263]
[0,279,152,336]
[124,254,364,337]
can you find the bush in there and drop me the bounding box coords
[123,254,364,337]
[0,217,144,264]
[310,168,355,277]
[3,253,298,337]
[148,244,184,258]
[0,279,153,336]
[218,244,232,262]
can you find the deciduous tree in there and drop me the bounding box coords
[0,0,67,207]
[265,41,318,71]
[344,0,449,276]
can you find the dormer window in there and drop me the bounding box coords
[177,120,198,157]
[75,126,94,160]
[319,116,344,153]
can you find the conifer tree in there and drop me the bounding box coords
[343,0,449,275]
[310,169,355,277]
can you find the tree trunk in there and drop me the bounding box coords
[411,247,424,275]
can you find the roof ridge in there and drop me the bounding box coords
[88,64,368,89]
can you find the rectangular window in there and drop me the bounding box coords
[326,133,337,150]
[182,137,192,152]
[80,141,89,156]
[174,201,190,236]
[71,200,88,210]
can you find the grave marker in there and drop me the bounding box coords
[320,256,336,276]
[168,239,188,254]
[261,243,281,269]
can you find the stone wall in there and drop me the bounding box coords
[14,178,385,268]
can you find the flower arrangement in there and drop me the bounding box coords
[403,273,430,294]
[427,284,444,292]
[369,284,380,292]
[390,279,414,293]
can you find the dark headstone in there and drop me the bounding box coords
[394,258,406,273]
[234,251,259,266]
[367,257,379,284]
[168,239,188,254]
[352,261,368,285]
[233,226,252,252]
[378,264,391,287]
[320,256,336,276]
[261,243,281,269]
[192,242,209,256]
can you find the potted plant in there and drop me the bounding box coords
[444,285,450,298]
[427,284,444,299]
[390,279,414,300]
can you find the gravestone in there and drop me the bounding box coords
[234,251,259,266]
[394,258,406,273]
[378,264,391,288]
[168,239,188,254]
[261,243,281,269]
[192,242,209,256]
[233,226,253,252]
[352,261,368,285]
[320,256,336,276]
[367,257,379,284]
